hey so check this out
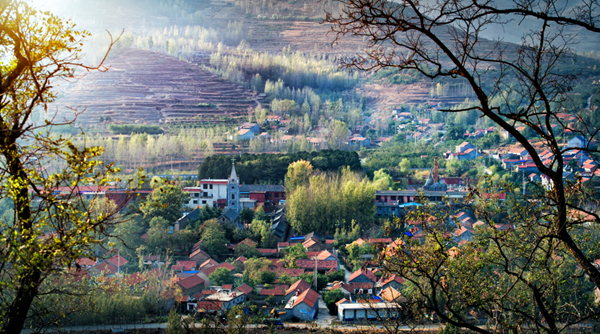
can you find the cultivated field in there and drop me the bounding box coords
[53,49,265,127]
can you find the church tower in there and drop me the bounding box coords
[227,161,240,213]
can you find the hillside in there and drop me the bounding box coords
[53,49,264,126]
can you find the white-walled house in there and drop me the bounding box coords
[184,180,228,208]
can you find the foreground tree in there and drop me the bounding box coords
[326,0,600,331]
[0,1,128,332]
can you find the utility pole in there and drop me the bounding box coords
[314,257,317,290]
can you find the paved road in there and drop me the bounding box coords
[40,322,443,333]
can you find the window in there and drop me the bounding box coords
[231,201,235,206]
[203,192,208,197]
[391,196,396,200]
[231,186,235,189]
[192,200,198,204]
[203,184,208,189]
[376,195,381,201]
[202,200,206,204]
[232,194,235,199]
[194,193,199,198]
[210,184,213,189]
[275,193,279,198]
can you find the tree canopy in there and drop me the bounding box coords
[209,267,235,286]
[326,0,600,330]
[0,2,128,332]
[199,219,228,258]
[286,168,376,234]
[141,185,189,223]
[198,150,361,184]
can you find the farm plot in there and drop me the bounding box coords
[52,49,264,127]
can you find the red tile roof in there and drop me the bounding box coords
[317,250,339,261]
[454,226,470,236]
[273,268,305,277]
[199,259,219,270]
[93,261,117,274]
[260,289,285,296]
[257,248,278,254]
[177,275,205,290]
[295,259,337,270]
[106,255,129,268]
[325,239,335,244]
[222,284,233,290]
[335,298,349,306]
[190,248,210,259]
[379,274,405,286]
[302,238,320,249]
[176,261,197,271]
[196,300,223,311]
[238,238,257,248]
[348,268,376,283]
[293,288,319,308]
[306,252,320,258]
[278,242,290,248]
[268,259,285,268]
[75,258,96,267]
[235,256,247,263]
[286,279,312,295]
[235,283,253,295]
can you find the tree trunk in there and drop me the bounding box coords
[0,270,42,334]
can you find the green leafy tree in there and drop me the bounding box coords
[373,169,392,190]
[234,243,261,259]
[445,123,465,141]
[199,219,228,258]
[323,289,345,307]
[399,158,411,174]
[110,215,145,258]
[254,206,268,221]
[285,159,314,192]
[260,226,275,248]
[346,243,362,271]
[142,185,190,223]
[260,271,277,284]
[166,309,183,334]
[265,295,276,306]
[209,267,235,286]
[0,3,129,332]
[243,258,273,283]
[287,169,375,234]
[325,269,345,283]
[239,208,255,225]
[282,243,308,268]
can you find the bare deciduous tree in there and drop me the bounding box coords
[325,0,600,332]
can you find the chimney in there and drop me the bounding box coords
[433,157,439,183]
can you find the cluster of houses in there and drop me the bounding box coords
[234,120,391,149]
[174,229,413,322]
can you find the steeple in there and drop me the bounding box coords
[229,158,239,183]
[227,158,240,213]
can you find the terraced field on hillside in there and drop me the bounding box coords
[53,49,264,127]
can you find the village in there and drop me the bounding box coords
[68,125,600,327]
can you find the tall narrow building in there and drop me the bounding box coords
[227,161,240,213]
